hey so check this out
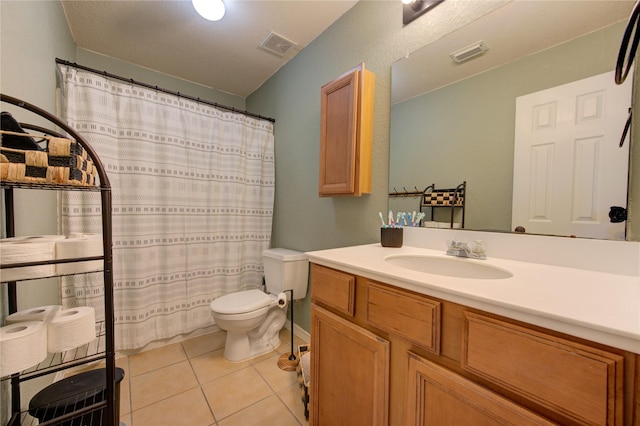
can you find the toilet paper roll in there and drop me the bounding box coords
[6,305,62,323]
[0,321,47,377]
[1,239,57,281]
[276,292,288,309]
[47,307,96,353]
[55,235,103,275]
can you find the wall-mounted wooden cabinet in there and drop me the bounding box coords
[319,63,375,197]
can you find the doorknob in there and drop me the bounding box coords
[609,206,627,223]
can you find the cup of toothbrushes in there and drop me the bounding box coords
[381,227,403,248]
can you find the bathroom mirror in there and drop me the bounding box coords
[389,1,635,240]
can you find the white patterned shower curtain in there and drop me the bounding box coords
[56,64,275,350]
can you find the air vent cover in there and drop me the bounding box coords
[259,31,298,58]
[450,41,488,63]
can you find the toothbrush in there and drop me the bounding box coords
[388,210,395,228]
[378,212,387,228]
[403,213,409,227]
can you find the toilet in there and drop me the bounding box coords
[209,248,309,362]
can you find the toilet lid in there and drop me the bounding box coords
[210,289,272,314]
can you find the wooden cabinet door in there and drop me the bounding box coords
[310,304,389,426]
[319,70,359,195]
[319,64,374,196]
[406,352,556,426]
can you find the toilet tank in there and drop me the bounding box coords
[263,248,309,300]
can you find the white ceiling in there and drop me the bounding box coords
[392,0,635,104]
[61,0,359,98]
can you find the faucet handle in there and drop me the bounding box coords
[468,240,487,257]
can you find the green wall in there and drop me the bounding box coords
[246,0,508,331]
[0,0,534,336]
[389,22,625,233]
[1,0,75,240]
[0,0,246,317]
[74,49,245,110]
[0,2,76,418]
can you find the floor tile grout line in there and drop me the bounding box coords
[128,383,203,416]
[217,394,274,423]
[120,356,133,421]
[203,361,273,424]
[271,385,306,426]
[183,340,220,424]
[127,355,201,414]
[122,332,308,425]
[127,346,189,379]
[201,355,302,424]
[251,352,306,425]
[196,379,219,425]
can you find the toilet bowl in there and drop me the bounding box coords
[210,290,285,362]
[210,248,309,362]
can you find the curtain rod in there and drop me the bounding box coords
[55,58,275,124]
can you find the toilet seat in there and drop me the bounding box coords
[210,289,273,314]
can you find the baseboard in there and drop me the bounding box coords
[116,324,222,358]
[112,321,307,360]
[285,319,310,343]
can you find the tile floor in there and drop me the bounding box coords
[112,329,309,426]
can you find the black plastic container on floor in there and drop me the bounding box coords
[29,367,125,426]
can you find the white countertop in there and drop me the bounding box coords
[306,237,640,354]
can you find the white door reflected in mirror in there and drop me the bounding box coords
[512,70,632,240]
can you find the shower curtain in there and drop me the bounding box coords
[56,64,275,350]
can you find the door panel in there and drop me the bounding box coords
[512,70,632,239]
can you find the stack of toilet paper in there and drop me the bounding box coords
[55,233,103,275]
[0,305,96,377]
[0,235,64,281]
[0,234,103,282]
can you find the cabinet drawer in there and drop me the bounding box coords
[311,264,356,316]
[462,312,624,426]
[366,281,441,354]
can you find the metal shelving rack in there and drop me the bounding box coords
[0,94,115,426]
[420,181,466,229]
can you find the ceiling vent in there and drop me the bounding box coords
[450,41,488,63]
[259,31,298,58]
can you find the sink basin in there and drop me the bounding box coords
[385,254,513,280]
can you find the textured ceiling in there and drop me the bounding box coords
[61,0,359,98]
[392,0,634,104]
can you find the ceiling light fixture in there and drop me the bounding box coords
[192,0,225,21]
[403,0,444,26]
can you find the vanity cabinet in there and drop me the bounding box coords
[318,63,374,197]
[309,263,639,426]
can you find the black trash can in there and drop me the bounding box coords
[29,367,125,426]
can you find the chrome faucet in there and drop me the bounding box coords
[446,240,487,260]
